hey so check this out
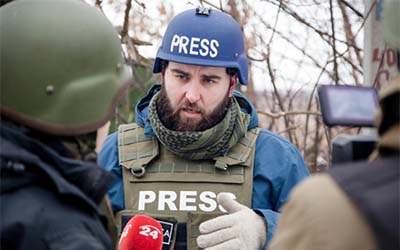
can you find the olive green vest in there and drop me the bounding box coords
[117,123,259,249]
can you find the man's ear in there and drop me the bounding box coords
[229,75,238,97]
[160,69,166,86]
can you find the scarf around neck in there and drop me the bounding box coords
[148,92,250,160]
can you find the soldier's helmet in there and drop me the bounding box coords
[0,0,132,136]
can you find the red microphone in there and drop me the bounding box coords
[119,214,163,250]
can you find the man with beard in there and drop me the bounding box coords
[0,0,132,249]
[99,7,310,250]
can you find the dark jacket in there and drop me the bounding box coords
[0,123,114,250]
[329,156,400,250]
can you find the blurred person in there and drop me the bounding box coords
[268,2,400,250]
[96,121,112,154]
[0,0,132,249]
[99,7,310,250]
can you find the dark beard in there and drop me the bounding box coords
[156,86,231,132]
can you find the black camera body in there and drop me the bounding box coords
[331,134,377,164]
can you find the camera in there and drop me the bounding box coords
[317,85,379,164]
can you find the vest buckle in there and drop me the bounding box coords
[130,166,146,178]
[214,160,228,170]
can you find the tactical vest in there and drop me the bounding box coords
[117,123,259,250]
[329,156,400,250]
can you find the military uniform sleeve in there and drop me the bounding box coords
[252,130,310,245]
[268,174,378,250]
[98,132,125,211]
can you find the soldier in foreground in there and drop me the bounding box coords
[0,0,132,249]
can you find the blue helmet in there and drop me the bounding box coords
[153,7,249,85]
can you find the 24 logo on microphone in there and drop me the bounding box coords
[139,225,162,240]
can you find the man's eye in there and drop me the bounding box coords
[204,79,216,84]
[176,74,188,80]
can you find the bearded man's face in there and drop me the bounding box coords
[156,61,234,131]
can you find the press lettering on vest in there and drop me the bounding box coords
[170,34,219,58]
[138,191,236,212]
[158,191,177,211]
[138,191,156,210]
[179,191,197,211]
[198,191,217,212]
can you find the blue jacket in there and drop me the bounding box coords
[99,85,310,244]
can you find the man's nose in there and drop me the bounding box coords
[184,80,201,103]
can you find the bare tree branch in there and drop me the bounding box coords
[257,110,321,119]
[133,0,146,11]
[266,53,294,142]
[276,125,301,135]
[338,0,362,84]
[329,0,339,85]
[95,0,103,12]
[120,0,132,39]
[340,0,363,18]
[302,61,329,155]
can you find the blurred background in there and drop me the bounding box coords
[83,0,399,173]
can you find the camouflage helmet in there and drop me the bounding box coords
[0,0,132,136]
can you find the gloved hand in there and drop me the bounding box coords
[196,192,267,250]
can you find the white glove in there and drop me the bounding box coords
[196,192,267,250]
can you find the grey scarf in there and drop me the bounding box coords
[148,92,250,160]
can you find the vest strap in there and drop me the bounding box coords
[118,123,159,176]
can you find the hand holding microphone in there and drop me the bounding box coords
[197,192,267,250]
[119,214,163,250]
